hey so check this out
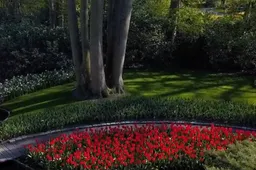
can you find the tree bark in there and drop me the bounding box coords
[49,0,57,28]
[244,1,254,24]
[169,0,180,47]
[106,0,116,88]
[61,0,65,27]
[90,0,108,98]
[67,0,85,98]
[111,0,133,93]
[80,0,91,90]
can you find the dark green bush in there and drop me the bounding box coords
[1,96,256,141]
[0,20,72,82]
[125,0,171,68]
[127,1,256,72]
[204,15,256,72]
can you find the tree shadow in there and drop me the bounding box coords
[1,83,76,116]
[1,70,255,117]
[124,70,255,103]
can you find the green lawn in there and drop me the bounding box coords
[1,70,255,116]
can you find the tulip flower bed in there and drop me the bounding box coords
[26,124,256,170]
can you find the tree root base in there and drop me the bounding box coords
[72,86,126,101]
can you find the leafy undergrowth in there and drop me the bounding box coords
[26,124,256,170]
[1,97,256,141]
[205,140,256,170]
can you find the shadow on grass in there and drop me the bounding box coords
[1,70,255,117]
[1,83,76,116]
[125,71,255,102]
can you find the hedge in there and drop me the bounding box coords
[0,96,256,141]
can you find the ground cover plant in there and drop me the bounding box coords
[205,140,256,170]
[26,123,256,170]
[0,68,74,103]
[1,96,256,141]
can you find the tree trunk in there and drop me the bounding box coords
[106,0,116,88]
[61,0,65,27]
[244,1,254,24]
[90,0,108,98]
[111,0,133,93]
[80,0,91,90]
[221,0,226,8]
[49,0,57,28]
[67,0,85,98]
[169,0,180,47]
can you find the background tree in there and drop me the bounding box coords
[169,0,181,47]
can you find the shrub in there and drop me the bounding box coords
[125,0,170,68]
[177,7,207,37]
[205,140,256,170]
[1,97,256,141]
[204,15,256,72]
[0,20,72,82]
[26,124,256,170]
[0,68,74,103]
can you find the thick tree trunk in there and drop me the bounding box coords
[169,0,180,47]
[80,0,91,90]
[112,0,133,93]
[67,0,85,98]
[106,0,116,88]
[90,0,108,98]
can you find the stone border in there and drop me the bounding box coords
[2,120,256,145]
[1,120,256,163]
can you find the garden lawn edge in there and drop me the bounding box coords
[2,120,256,145]
[1,97,256,141]
[1,121,256,163]
[22,122,256,170]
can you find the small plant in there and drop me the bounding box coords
[205,140,256,170]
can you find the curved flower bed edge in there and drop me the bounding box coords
[2,120,256,145]
[26,122,256,170]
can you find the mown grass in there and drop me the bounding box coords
[1,70,255,117]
